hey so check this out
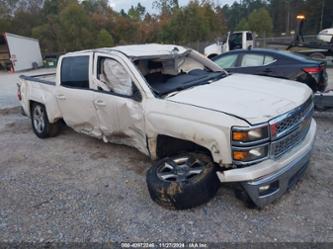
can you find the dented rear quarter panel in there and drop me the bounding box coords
[19,78,62,123]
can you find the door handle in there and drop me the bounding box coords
[56,94,66,100]
[263,68,272,73]
[95,100,106,107]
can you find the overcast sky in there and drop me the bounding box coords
[109,0,237,13]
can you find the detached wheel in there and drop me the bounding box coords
[146,153,220,210]
[31,103,60,138]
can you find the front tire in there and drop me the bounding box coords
[146,153,220,210]
[31,103,60,138]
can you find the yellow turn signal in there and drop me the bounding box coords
[232,131,249,141]
[233,151,249,161]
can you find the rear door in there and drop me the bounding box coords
[56,54,101,137]
[237,52,278,76]
[90,53,148,155]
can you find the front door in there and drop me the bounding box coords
[91,54,148,155]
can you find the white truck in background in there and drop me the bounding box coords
[17,44,316,210]
[0,33,43,72]
[204,31,255,59]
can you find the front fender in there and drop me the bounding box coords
[147,113,231,165]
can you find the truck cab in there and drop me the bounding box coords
[204,31,254,59]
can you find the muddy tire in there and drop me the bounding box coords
[31,103,60,139]
[146,153,220,210]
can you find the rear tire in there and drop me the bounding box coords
[146,153,220,210]
[31,103,60,138]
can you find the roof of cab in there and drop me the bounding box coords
[66,44,189,58]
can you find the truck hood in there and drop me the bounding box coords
[167,74,312,124]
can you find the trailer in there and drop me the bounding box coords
[0,32,43,72]
[285,15,333,63]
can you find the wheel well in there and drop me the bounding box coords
[29,100,40,113]
[156,135,212,159]
[28,100,62,124]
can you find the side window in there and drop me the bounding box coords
[61,56,89,88]
[214,54,238,68]
[241,54,265,67]
[97,57,133,96]
[264,55,276,65]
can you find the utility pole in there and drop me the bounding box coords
[285,0,290,34]
[320,0,325,31]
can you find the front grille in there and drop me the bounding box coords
[271,116,312,158]
[273,97,313,138]
[231,97,314,166]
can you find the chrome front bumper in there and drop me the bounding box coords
[217,119,316,207]
[241,146,311,207]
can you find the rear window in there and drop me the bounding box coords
[61,56,89,88]
[241,54,265,67]
[264,56,275,64]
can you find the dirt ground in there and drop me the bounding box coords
[0,108,332,242]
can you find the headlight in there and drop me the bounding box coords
[232,125,269,145]
[232,144,269,163]
[231,124,270,165]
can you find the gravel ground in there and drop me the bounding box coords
[0,108,332,243]
[327,66,333,90]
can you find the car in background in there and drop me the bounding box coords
[212,48,328,92]
[43,53,61,68]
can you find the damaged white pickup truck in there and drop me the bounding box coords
[18,44,316,209]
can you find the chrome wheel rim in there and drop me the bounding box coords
[33,105,45,133]
[157,156,205,182]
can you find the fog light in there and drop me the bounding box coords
[258,181,279,196]
[259,185,270,191]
